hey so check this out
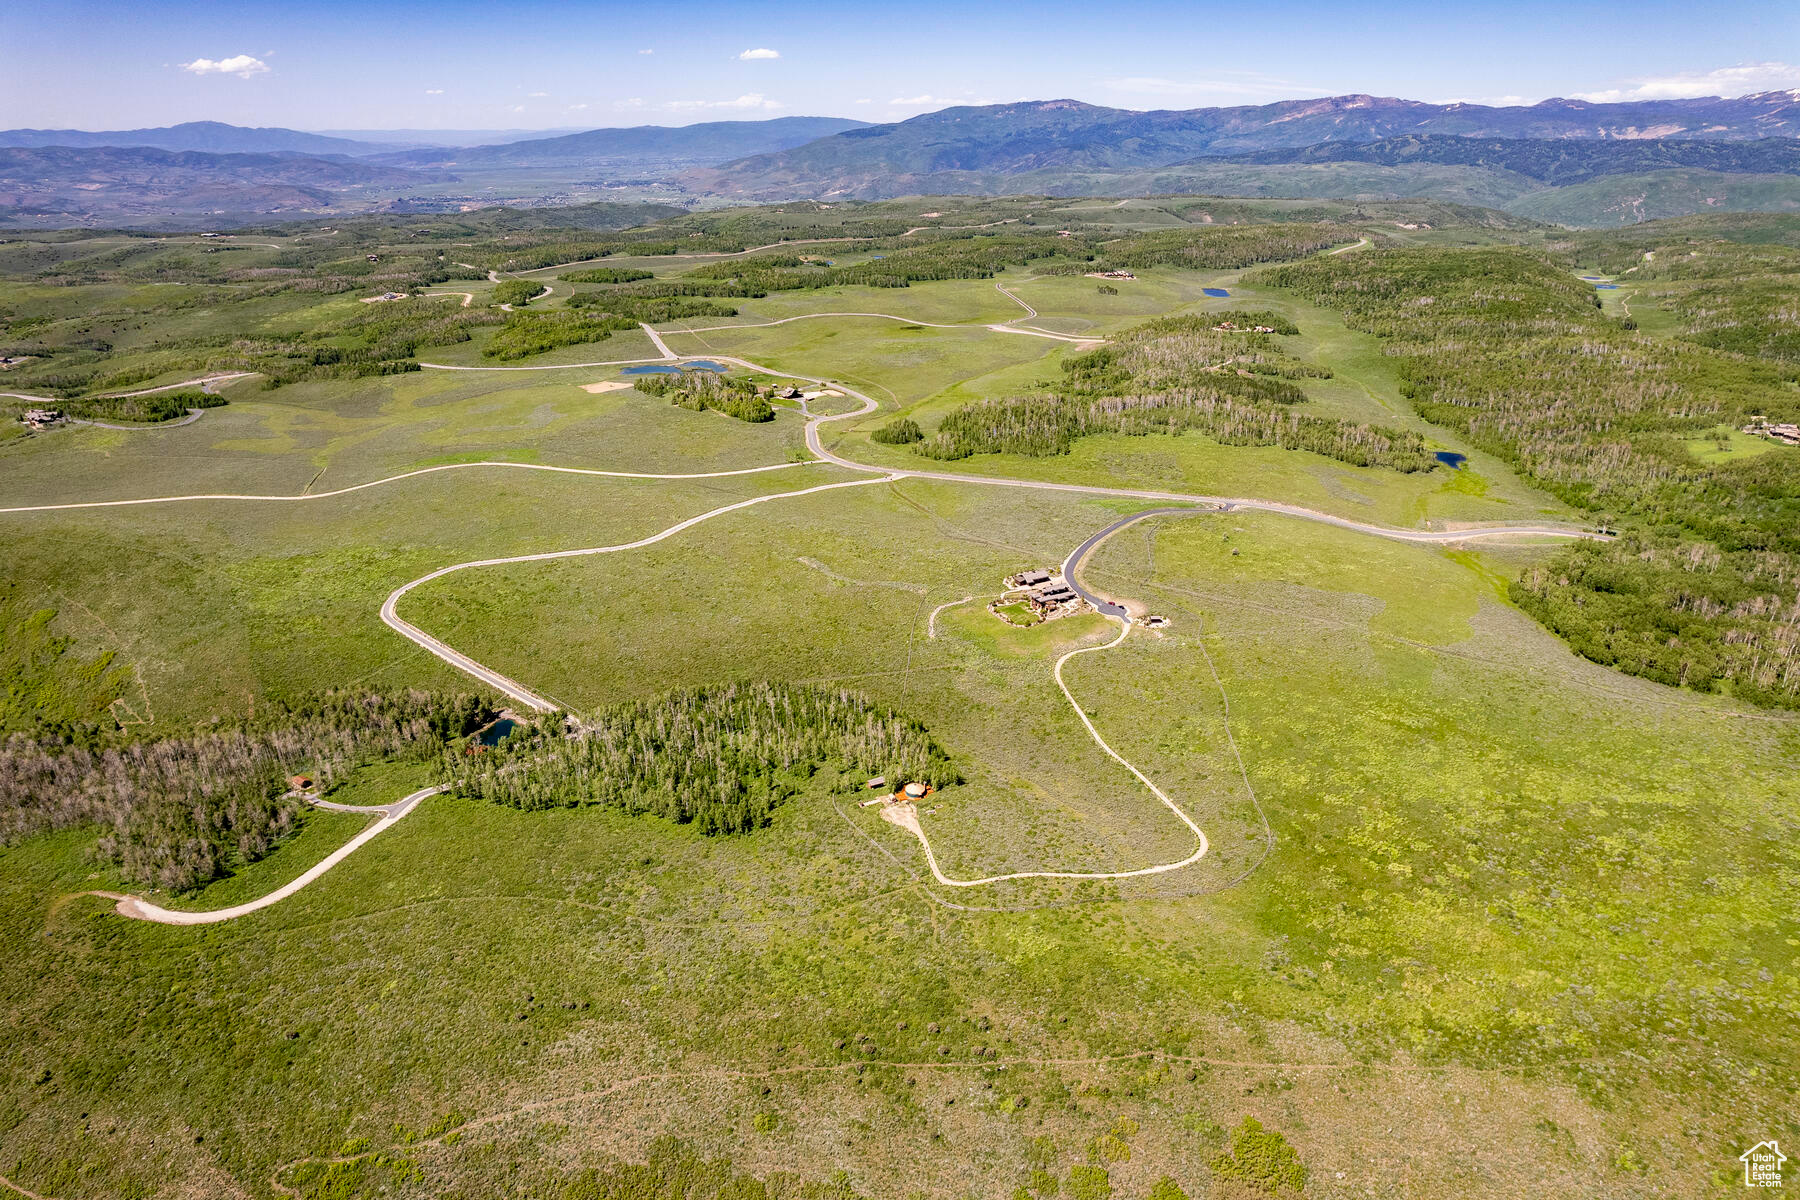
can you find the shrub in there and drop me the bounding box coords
[491,278,546,307]
[871,417,923,444]
[1209,1117,1307,1194]
[557,267,654,284]
[1066,1165,1111,1200]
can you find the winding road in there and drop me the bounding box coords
[9,307,1606,922]
[111,787,444,925]
[664,309,1100,346]
[4,372,253,430]
[881,506,1214,886]
[378,474,893,714]
[1060,507,1204,618]
[0,459,812,516]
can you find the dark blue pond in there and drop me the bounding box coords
[1435,451,1467,469]
[1203,288,1231,297]
[870,255,886,259]
[1594,284,1619,290]
[476,718,517,746]
[621,360,726,376]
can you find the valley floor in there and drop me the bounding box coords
[0,235,1793,1200]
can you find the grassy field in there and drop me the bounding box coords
[4,490,1793,1199]
[1,215,1794,1200]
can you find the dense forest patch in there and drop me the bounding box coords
[910,314,1435,471]
[631,371,775,422]
[1263,244,1800,705]
[0,689,494,890]
[447,682,958,834]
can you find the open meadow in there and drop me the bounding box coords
[1,202,1795,1200]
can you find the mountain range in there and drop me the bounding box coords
[683,92,1800,198]
[6,94,1800,228]
[0,121,398,157]
[0,146,435,225]
[376,117,869,169]
[0,117,871,166]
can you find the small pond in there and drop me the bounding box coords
[1435,451,1468,469]
[1594,284,1619,290]
[476,718,518,747]
[1203,288,1231,298]
[620,360,727,376]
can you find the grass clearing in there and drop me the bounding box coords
[1,219,1793,1198]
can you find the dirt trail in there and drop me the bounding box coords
[112,787,444,925]
[4,328,1606,920]
[380,475,894,712]
[881,510,1210,885]
[0,459,813,516]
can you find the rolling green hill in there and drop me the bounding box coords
[1505,168,1800,225]
[0,146,446,227]
[1215,134,1800,184]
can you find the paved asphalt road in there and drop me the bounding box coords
[1060,507,1207,619]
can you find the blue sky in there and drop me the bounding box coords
[5,0,1799,132]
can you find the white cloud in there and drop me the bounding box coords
[529,91,548,97]
[888,94,945,107]
[637,48,654,55]
[738,47,780,60]
[567,103,589,111]
[180,54,270,80]
[854,98,873,105]
[510,105,526,113]
[424,88,445,95]
[1570,61,1800,103]
[666,92,784,111]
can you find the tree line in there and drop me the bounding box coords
[446,682,959,835]
[1060,224,1341,273]
[916,388,1436,470]
[1261,243,1800,706]
[0,689,494,891]
[632,371,775,422]
[683,236,1093,295]
[902,314,1432,471]
[484,296,737,362]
